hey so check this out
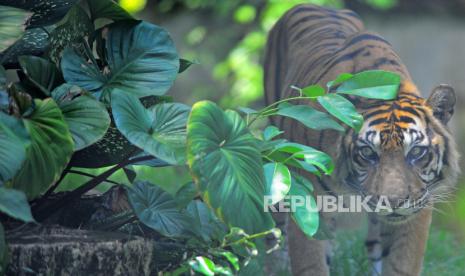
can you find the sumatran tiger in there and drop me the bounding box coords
[264,4,460,276]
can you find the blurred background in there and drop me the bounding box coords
[71,0,465,274]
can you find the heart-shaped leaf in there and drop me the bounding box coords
[61,20,179,101]
[0,113,29,183]
[186,200,227,243]
[126,180,192,237]
[336,70,400,100]
[18,56,61,95]
[112,92,189,164]
[51,84,110,150]
[277,103,344,131]
[11,98,74,199]
[0,5,30,52]
[289,175,319,237]
[0,187,34,222]
[264,162,291,205]
[187,101,274,234]
[317,93,363,132]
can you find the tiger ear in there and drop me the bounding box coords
[427,84,456,124]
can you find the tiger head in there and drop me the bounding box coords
[338,81,460,223]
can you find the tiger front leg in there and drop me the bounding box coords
[287,218,330,276]
[379,208,432,276]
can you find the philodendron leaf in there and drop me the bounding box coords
[62,20,179,102]
[0,187,34,222]
[187,101,274,234]
[277,103,344,132]
[336,70,400,100]
[0,5,30,52]
[18,56,61,95]
[186,200,227,243]
[0,113,29,183]
[112,93,189,164]
[11,98,74,199]
[317,93,363,132]
[264,162,291,205]
[126,180,192,237]
[289,175,319,237]
[51,84,110,151]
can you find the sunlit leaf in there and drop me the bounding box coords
[327,72,353,89]
[51,84,110,150]
[336,70,400,100]
[289,175,319,237]
[264,162,291,205]
[189,256,215,276]
[301,84,325,97]
[62,20,179,101]
[317,94,363,131]
[277,103,344,131]
[11,98,74,199]
[87,0,134,21]
[187,101,274,234]
[112,92,189,164]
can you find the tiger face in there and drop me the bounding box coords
[340,82,460,223]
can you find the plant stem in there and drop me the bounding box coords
[67,169,122,186]
[247,96,317,127]
[33,155,154,221]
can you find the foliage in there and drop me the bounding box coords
[0,0,401,274]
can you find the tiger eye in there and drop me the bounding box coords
[408,146,428,161]
[359,146,377,161]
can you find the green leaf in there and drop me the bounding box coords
[51,84,110,150]
[187,101,274,234]
[186,200,227,243]
[327,72,353,89]
[48,5,94,65]
[272,142,334,175]
[175,182,197,208]
[112,93,189,164]
[335,70,400,100]
[1,27,49,65]
[86,0,134,21]
[126,180,192,237]
[11,98,74,199]
[179,58,196,73]
[289,176,319,237]
[0,0,76,28]
[18,56,61,95]
[301,85,325,98]
[61,21,179,101]
[0,113,29,183]
[264,163,291,205]
[0,187,34,222]
[262,126,283,141]
[0,5,30,52]
[189,256,215,276]
[277,103,344,131]
[317,93,363,132]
